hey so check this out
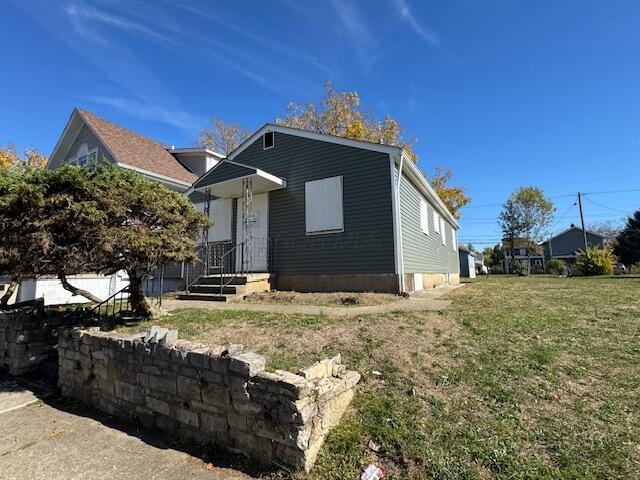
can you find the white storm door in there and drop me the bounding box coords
[236,193,269,272]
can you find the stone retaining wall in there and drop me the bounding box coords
[58,326,360,472]
[0,305,73,376]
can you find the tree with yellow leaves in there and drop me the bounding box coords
[427,166,471,219]
[199,118,251,155]
[276,81,419,161]
[0,142,48,170]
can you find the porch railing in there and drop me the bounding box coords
[219,237,272,293]
[185,241,236,293]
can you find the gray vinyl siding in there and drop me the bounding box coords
[64,124,116,164]
[229,132,395,275]
[398,170,460,274]
[543,228,605,258]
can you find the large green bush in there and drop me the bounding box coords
[576,246,615,276]
[546,258,567,276]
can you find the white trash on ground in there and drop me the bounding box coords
[361,463,386,480]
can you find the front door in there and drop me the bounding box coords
[236,193,269,272]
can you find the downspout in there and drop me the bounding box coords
[396,153,405,293]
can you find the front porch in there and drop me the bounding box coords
[180,159,286,301]
[180,240,274,302]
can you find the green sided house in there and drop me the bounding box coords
[184,123,460,296]
[33,109,459,304]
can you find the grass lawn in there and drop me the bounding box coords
[113,275,640,479]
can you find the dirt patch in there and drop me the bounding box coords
[240,291,403,307]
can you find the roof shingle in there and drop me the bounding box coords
[77,109,197,184]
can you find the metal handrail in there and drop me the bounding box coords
[219,241,243,294]
[219,237,272,294]
[91,284,131,322]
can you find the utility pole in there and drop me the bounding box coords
[578,192,588,251]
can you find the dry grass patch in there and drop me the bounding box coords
[241,290,403,307]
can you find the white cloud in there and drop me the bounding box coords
[168,0,332,76]
[328,0,377,62]
[65,1,176,47]
[392,0,440,47]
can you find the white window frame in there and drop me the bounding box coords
[440,218,446,245]
[263,131,274,150]
[452,228,457,251]
[420,198,429,235]
[305,175,344,235]
[69,143,98,166]
[434,211,440,234]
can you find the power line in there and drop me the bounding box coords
[460,188,639,210]
[462,211,621,222]
[583,188,640,196]
[583,196,634,215]
[466,173,640,195]
[549,201,577,233]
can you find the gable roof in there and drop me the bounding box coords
[48,108,197,187]
[541,226,607,244]
[227,123,403,162]
[75,109,196,184]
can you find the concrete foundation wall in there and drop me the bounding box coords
[275,274,400,294]
[403,272,460,293]
[17,273,129,306]
[58,327,360,472]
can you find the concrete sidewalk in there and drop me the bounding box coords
[164,283,462,317]
[0,393,254,480]
[0,378,41,414]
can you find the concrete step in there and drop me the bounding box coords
[189,284,244,295]
[197,276,248,286]
[176,293,234,302]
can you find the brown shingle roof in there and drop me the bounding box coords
[76,109,197,184]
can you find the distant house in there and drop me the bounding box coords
[20,108,462,304]
[541,224,607,263]
[458,246,476,278]
[500,240,545,274]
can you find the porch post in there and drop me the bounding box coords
[204,189,211,273]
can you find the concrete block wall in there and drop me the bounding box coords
[58,327,360,472]
[0,306,72,375]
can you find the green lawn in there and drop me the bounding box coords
[115,276,640,479]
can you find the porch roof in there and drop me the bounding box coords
[190,160,286,198]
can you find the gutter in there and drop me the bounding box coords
[396,154,405,293]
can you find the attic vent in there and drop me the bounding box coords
[263,131,274,150]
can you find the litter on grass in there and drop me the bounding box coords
[361,463,386,480]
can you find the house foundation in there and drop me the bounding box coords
[275,274,400,294]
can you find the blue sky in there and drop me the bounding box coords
[2,0,639,247]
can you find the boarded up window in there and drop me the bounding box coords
[420,198,429,235]
[305,176,344,235]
